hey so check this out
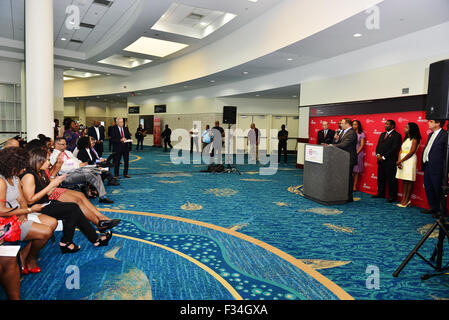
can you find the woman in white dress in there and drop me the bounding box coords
[395,122,421,207]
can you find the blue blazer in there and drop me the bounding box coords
[421,129,448,174]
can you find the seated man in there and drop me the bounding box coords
[50,138,114,204]
[76,136,119,186]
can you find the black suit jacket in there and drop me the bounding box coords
[334,128,358,167]
[317,129,335,145]
[110,125,131,153]
[88,126,105,142]
[77,148,99,165]
[421,129,448,174]
[375,130,402,163]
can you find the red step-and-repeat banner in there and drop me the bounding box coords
[309,111,433,209]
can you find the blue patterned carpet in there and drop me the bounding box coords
[3,144,449,300]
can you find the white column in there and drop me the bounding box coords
[25,0,54,140]
[20,62,26,135]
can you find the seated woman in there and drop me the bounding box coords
[48,147,120,232]
[20,148,113,254]
[1,223,20,300]
[0,147,57,275]
[76,136,119,186]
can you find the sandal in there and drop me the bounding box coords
[94,231,112,247]
[59,241,81,254]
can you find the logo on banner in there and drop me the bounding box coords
[417,116,427,123]
[373,129,381,135]
[311,120,316,125]
[398,117,408,123]
[362,183,371,190]
[371,173,378,180]
[330,120,336,124]
[366,142,374,146]
[366,119,374,124]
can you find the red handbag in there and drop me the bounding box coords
[0,215,21,242]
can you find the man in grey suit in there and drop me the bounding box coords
[327,118,358,202]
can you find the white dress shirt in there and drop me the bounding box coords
[94,126,100,140]
[423,128,442,163]
[50,149,82,174]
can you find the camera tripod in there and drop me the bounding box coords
[393,135,449,280]
[222,124,241,175]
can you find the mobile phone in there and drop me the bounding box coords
[42,201,52,207]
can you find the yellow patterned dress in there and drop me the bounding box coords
[395,138,417,182]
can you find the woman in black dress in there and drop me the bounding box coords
[20,148,113,254]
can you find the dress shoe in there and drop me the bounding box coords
[123,175,131,178]
[107,179,120,186]
[99,197,114,204]
[421,209,438,214]
[371,195,384,198]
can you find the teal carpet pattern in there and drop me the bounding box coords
[3,144,449,300]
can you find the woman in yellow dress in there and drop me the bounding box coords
[395,122,421,207]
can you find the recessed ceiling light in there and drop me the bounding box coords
[242,71,249,75]
[353,33,363,38]
[248,0,258,2]
[210,80,215,83]
[292,95,297,98]
[124,37,188,58]
[106,73,111,76]
[287,58,293,61]
[61,37,67,41]
[255,94,260,97]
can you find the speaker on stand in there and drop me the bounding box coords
[222,106,240,174]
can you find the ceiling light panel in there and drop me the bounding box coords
[151,3,237,39]
[98,54,152,68]
[64,70,101,78]
[124,37,188,58]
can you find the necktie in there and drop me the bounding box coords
[423,132,437,163]
[384,133,388,140]
[120,127,124,138]
[91,148,99,159]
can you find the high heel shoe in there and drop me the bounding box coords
[94,231,112,247]
[25,265,41,274]
[98,219,121,232]
[60,241,81,254]
[21,266,29,275]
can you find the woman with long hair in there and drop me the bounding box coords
[20,148,112,253]
[0,147,57,275]
[395,122,421,207]
[352,120,366,191]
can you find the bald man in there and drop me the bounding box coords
[317,121,335,145]
[110,118,132,178]
[3,138,19,149]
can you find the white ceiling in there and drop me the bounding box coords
[1,0,449,100]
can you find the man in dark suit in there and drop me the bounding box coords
[329,118,357,202]
[317,121,335,145]
[88,121,105,157]
[161,124,173,152]
[372,120,402,202]
[110,118,131,178]
[421,119,448,215]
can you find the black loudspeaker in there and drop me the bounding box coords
[426,59,449,119]
[223,106,237,124]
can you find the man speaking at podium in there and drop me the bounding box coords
[326,118,357,202]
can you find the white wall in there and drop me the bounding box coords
[0,59,21,84]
